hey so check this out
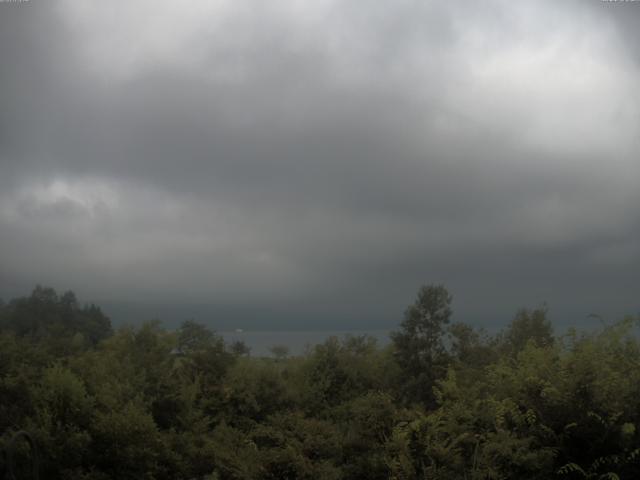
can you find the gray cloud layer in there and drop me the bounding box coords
[1,0,639,329]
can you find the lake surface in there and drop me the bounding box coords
[220,330,392,356]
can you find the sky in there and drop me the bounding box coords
[1,0,639,330]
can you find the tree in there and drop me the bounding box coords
[230,340,251,357]
[0,287,112,350]
[270,345,290,361]
[447,322,497,369]
[391,284,453,405]
[177,320,216,354]
[502,306,553,354]
[175,320,234,407]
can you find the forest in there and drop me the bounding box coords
[1,285,639,479]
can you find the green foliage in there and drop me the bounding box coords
[91,401,163,479]
[1,286,640,479]
[269,345,290,360]
[501,306,554,355]
[301,335,392,411]
[391,284,453,405]
[0,286,112,348]
[223,358,294,425]
[334,392,397,479]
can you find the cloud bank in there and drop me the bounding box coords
[1,0,639,328]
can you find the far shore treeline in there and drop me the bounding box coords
[1,285,639,479]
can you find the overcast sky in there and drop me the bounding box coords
[1,0,639,330]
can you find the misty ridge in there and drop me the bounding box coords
[1,0,640,479]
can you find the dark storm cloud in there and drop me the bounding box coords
[1,0,639,329]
